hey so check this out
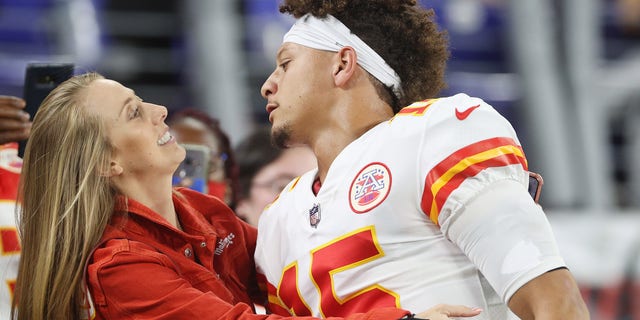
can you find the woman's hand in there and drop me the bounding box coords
[415,304,482,319]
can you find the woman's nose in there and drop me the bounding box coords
[150,103,167,124]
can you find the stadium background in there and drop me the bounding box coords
[1,0,639,318]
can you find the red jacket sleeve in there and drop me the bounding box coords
[88,239,409,320]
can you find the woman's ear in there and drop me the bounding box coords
[101,161,123,177]
[333,46,358,88]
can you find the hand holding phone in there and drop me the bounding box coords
[528,171,544,204]
[172,144,211,194]
[20,62,74,157]
[0,95,29,145]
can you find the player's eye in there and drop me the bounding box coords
[279,60,290,71]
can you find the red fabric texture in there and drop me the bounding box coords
[0,167,19,200]
[0,143,21,200]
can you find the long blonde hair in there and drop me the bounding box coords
[13,72,116,319]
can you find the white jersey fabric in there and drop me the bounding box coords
[0,144,22,320]
[255,94,566,319]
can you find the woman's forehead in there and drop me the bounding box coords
[84,79,132,115]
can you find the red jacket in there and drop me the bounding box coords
[86,188,409,320]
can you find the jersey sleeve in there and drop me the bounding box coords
[445,179,566,302]
[413,93,530,227]
[411,94,565,302]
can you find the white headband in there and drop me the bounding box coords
[283,14,403,99]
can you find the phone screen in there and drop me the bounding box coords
[20,62,74,157]
[172,144,211,194]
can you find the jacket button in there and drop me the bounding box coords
[184,248,192,257]
[200,242,207,248]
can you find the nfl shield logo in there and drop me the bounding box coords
[309,203,321,228]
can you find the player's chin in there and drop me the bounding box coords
[271,124,292,149]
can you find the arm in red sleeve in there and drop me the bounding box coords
[87,239,409,320]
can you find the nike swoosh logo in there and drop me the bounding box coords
[455,104,481,120]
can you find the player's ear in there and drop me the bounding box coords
[333,46,357,88]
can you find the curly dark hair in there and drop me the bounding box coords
[279,0,449,113]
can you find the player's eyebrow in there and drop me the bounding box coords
[276,44,294,61]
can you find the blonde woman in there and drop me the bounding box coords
[13,73,481,320]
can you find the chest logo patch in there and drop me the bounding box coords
[308,203,321,228]
[349,162,392,213]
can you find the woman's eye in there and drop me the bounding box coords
[280,61,290,71]
[130,106,140,119]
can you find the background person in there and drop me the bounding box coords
[0,95,29,320]
[168,108,240,208]
[254,1,588,319]
[234,125,316,226]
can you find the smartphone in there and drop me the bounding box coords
[20,62,74,157]
[528,171,544,204]
[172,144,211,194]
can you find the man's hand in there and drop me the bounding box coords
[0,95,31,145]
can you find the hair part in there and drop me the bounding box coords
[13,72,115,319]
[280,0,450,113]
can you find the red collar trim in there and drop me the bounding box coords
[312,177,322,195]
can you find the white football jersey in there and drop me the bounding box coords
[255,94,565,319]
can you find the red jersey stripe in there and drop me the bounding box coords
[394,99,439,117]
[421,137,528,224]
[265,280,292,315]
